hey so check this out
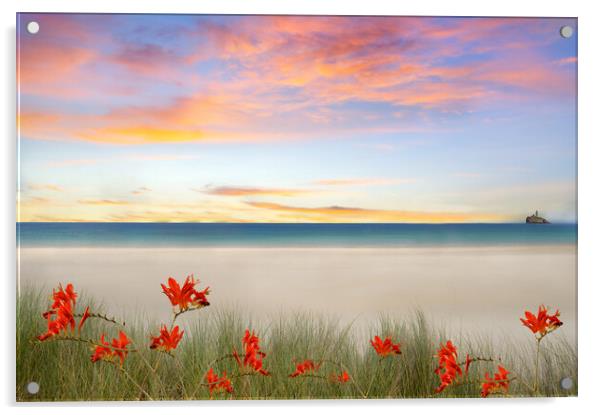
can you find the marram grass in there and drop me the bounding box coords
[17,286,577,401]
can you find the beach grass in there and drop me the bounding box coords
[16,287,577,401]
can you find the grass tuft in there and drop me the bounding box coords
[17,288,577,401]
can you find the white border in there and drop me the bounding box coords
[2,1,601,414]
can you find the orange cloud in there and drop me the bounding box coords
[27,184,63,192]
[25,215,96,223]
[103,211,252,223]
[19,196,51,205]
[18,16,576,145]
[78,199,131,206]
[77,126,208,144]
[246,201,508,223]
[18,112,63,138]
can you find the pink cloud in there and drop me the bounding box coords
[18,42,96,97]
[18,16,576,145]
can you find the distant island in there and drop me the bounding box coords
[526,210,550,224]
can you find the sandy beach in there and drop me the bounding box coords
[18,244,577,344]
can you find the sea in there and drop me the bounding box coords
[17,222,577,248]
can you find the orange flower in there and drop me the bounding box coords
[150,325,184,352]
[464,354,473,374]
[330,370,350,384]
[78,306,90,333]
[111,331,132,366]
[434,340,463,393]
[481,365,510,397]
[90,331,131,366]
[50,283,77,309]
[38,301,73,341]
[232,329,270,376]
[370,335,402,357]
[192,287,210,308]
[205,368,234,396]
[161,275,210,312]
[289,359,321,378]
[38,283,90,341]
[90,334,113,363]
[520,305,563,338]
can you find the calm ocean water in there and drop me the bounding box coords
[17,223,577,248]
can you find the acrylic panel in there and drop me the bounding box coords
[16,13,577,401]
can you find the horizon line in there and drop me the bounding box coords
[16,221,578,225]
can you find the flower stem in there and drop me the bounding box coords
[172,354,189,399]
[534,338,542,394]
[74,312,125,326]
[322,358,366,398]
[38,335,138,353]
[118,364,153,400]
[365,357,384,398]
[170,306,208,329]
[387,352,404,397]
[130,338,166,397]
[190,354,237,397]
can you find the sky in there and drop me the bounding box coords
[17,14,577,223]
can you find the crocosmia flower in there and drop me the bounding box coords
[161,275,210,312]
[520,305,563,339]
[90,331,131,366]
[289,359,321,378]
[90,334,113,363]
[331,370,350,384]
[205,368,233,396]
[51,283,77,309]
[370,335,402,357]
[481,365,511,397]
[37,283,90,341]
[150,325,184,352]
[434,340,463,393]
[233,329,270,376]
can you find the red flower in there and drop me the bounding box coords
[370,335,402,357]
[192,287,210,308]
[205,368,233,396]
[50,283,77,309]
[161,275,210,312]
[481,365,510,397]
[434,340,463,393]
[111,331,131,366]
[464,354,473,374]
[38,296,75,340]
[330,370,350,384]
[289,359,321,378]
[78,306,90,333]
[150,325,184,352]
[91,331,131,366]
[233,329,270,376]
[520,305,563,338]
[91,334,113,363]
[38,283,91,341]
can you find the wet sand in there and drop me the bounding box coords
[18,245,577,344]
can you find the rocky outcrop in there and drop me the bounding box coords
[526,210,550,224]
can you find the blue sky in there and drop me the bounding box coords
[17,14,577,223]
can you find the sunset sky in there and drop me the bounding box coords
[17,14,577,223]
